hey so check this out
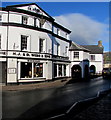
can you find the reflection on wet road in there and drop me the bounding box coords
[2,77,111,119]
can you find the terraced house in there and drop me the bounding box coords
[0,3,103,85]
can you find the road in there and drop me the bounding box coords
[2,77,111,119]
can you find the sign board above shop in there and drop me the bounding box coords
[28,60,40,63]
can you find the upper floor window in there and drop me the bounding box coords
[0,15,2,22]
[34,17,37,27]
[57,43,60,56]
[22,16,28,25]
[65,46,68,56]
[91,55,95,61]
[21,35,28,51]
[57,28,60,35]
[0,35,1,49]
[39,38,45,53]
[74,52,79,59]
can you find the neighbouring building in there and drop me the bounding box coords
[0,3,104,85]
[103,52,111,68]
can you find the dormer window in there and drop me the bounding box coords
[22,16,28,25]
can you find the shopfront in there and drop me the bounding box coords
[54,63,67,78]
[18,60,44,81]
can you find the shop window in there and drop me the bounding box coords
[21,62,32,78]
[74,52,79,59]
[34,63,43,77]
[64,65,66,76]
[58,64,62,76]
[54,64,57,77]
[22,16,28,25]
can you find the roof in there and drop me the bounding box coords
[69,42,90,52]
[5,3,71,33]
[82,45,104,54]
[6,3,53,20]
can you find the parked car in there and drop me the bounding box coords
[102,68,111,78]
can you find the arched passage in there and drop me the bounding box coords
[71,65,82,78]
[84,65,89,79]
[90,65,96,74]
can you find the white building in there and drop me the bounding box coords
[0,3,103,85]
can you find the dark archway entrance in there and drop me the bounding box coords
[84,65,89,79]
[71,65,82,78]
[90,65,96,74]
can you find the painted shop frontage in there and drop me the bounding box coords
[0,3,103,85]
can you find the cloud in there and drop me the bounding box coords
[54,13,108,45]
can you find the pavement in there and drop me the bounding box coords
[1,78,71,91]
[72,91,111,120]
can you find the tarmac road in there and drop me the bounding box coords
[2,77,111,120]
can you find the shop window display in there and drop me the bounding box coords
[58,64,62,76]
[21,62,32,78]
[34,63,43,77]
[54,64,57,77]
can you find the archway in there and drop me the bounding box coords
[90,65,96,74]
[84,65,89,79]
[71,65,82,78]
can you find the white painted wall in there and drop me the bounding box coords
[7,58,17,83]
[0,26,7,50]
[7,26,52,53]
[90,54,103,73]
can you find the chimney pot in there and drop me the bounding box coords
[98,40,102,47]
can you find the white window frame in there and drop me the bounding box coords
[21,35,30,51]
[0,34,1,49]
[57,28,60,35]
[74,52,79,60]
[57,43,60,56]
[91,55,95,61]
[22,16,28,25]
[0,15,2,22]
[39,38,46,53]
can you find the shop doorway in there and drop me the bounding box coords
[0,62,7,84]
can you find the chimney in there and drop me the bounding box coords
[98,40,102,47]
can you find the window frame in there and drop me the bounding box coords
[39,38,46,53]
[0,34,1,49]
[0,15,2,22]
[91,55,95,61]
[21,35,29,51]
[74,52,79,59]
[22,16,28,25]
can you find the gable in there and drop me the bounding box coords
[7,3,53,19]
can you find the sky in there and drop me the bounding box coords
[1,2,110,52]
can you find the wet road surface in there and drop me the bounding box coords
[2,77,111,119]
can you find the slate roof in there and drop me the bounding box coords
[82,45,104,54]
[69,42,90,52]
